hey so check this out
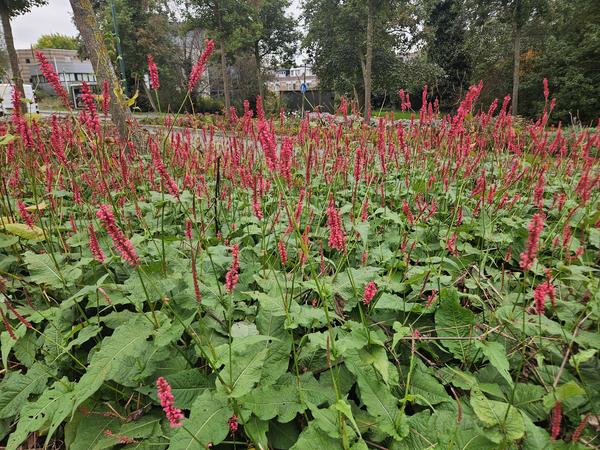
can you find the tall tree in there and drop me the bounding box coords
[518,0,599,123]
[0,0,47,95]
[483,0,549,115]
[304,0,413,115]
[425,0,472,108]
[69,0,139,143]
[249,0,299,97]
[96,0,182,111]
[188,0,252,112]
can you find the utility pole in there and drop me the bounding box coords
[110,0,128,96]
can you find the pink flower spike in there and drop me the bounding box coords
[147,54,160,90]
[363,281,377,305]
[156,377,184,428]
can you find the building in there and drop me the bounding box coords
[18,48,97,106]
[267,67,319,94]
[266,66,334,113]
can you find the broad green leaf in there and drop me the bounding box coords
[244,415,269,449]
[6,378,75,450]
[410,364,452,406]
[435,288,477,362]
[543,380,586,408]
[23,252,81,288]
[168,390,233,450]
[240,373,313,423]
[392,322,410,348]
[2,223,45,241]
[71,316,154,413]
[346,356,404,440]
[0,363,50,419]
[141,368,215,409]
[470,388,524,443]
[476,341,513,386]
[291,420,344,450]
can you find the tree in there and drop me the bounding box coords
[0,0,47,95]
[96,0,182,112]
[425,0,472,109]
[249,0,299,97]
[478,0,549,115]
[518,0,599,124]
[304,0,414,116]
[188,0,253,112]
[69,0,140,143]
[34,33,79,50]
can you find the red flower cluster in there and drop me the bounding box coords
[225,244,240,293]
[188,39,215,91]
[150,139,179,198]
[101,80,110,115]
[519,213,544,270]
[88,223,106,264]
[327,196,345,251]
[228,414,239,433]
[363,281,377,305]
[278,240,287,265]
[147,54,160,90]
[80,82,100,133]
[35,50,70,108]
[96,204,140,267]
[533,281,555,315]
[259,124,278,171]
[156,377,184,428]
[17,200,34,229]
[551,401,561,440]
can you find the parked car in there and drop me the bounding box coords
[0,83,39,115]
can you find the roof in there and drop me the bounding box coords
[30,60,94,76]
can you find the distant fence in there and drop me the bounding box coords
[280,90,335,113]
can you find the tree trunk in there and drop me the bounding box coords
[0,5,24,96]
[69,0,140,144]
[364,0,374,119]
[220,38,231,113]
[511,19,521,116]
[254,41,263,98]
[142,79,158,112]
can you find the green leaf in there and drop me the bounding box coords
[147,369,215,409]
[290,420,343,450]
[435,288,477,362]
[333,399,362,436]
[2,223,45,241]
[476,341,513,386]
[216,336,270,398]
[71,316,154,413]
[570,349,597,369]
[168,390,233,449]
[543,380,586,408]
[470,388,524,443]
[244,415,269,449]
[346,355,404,440]
[240,373,313,423]
[410,363,452,406]
[392,322,410,348]
[0,363,50,419]
[6,378,75,450]
[23,252,81,288]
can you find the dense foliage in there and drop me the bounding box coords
[0,79,598,450]
[34,33,79,50]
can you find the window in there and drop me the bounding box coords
[25,58,31,64]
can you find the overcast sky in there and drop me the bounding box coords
[12,0,77,49]
[11,0,302,49]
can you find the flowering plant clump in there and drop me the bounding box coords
[0,74,598,450]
